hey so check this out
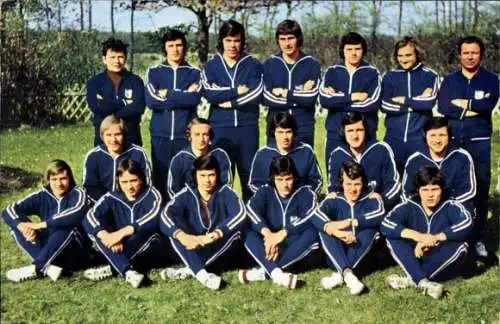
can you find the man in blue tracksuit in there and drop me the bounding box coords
[83,116,151,202]
[402,117,476,215]
[83,159,163,288]
[313,161,385,295]
[319,32,381,164]
[328,112,400,209]
[145,29,202,202]
[168,117,232,199]
[249,113,322,194]
[2,160,89,282]
[87,38,145,146]
[438,36,499,258]
[202,19,263,202]
[240,156,318,289]
[262,19,321,146]
[381,167,472,299]
[160,155,247,290]
[381,37,439,172]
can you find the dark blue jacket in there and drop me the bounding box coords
[247,185,317,235]
[313,192,385,232]
[2,186,88,230]
[84,186,162,236]
[381,63,439,141]
[202,53,263,128]
[86,70,145,143]
[319,60,381,141]
[160,184,246,237]
[145,61,201,139]
[263,52,321,130]
[327,140,400,205]
[248,140,322,194]
[83,143,151,202]
[167,145,232,199]
[438,67,499,141]
[381,199,472,242]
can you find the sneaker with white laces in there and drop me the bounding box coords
[125,270,144,289]
[343,272,364,295]
[271,269,297,289]
[320,272,344,290]
[5,265,37,282]
[196,270,222,290]
[45,265,63,282]
[475,242,488,258]
[238,268,266,284]
[417,278,443,299]
[160,266,192,280]
[386,274,416,290]
[83,265,113,281]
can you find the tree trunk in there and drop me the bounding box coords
[196,8,210,65]
[57,0,62,31]
[461,0,466,31]
[130,0,134,71]
[448,0,452,33]
[441,0,446,33]
[79,0,84,31]
[454,0,458,30]
[472,0,478,32]
[111,0,115,35]
[398,0,403,37]
[88,0,92,32]
[44,0,51,29]
[435,0,439,31]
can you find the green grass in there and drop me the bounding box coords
[1,118,499,323]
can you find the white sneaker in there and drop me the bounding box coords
[160,267,192,280]
[45,265,63,282]
[475,242,488,258]
[125,270,144,289]
[344,272,364,295]
[238,268,266,284]
[320,272,344,290]
[386,274,415,290]
[196,270,222,290]
[271,269,297,289]
[5,265,37,282]
[83,265,113,281]
[417,278,443,299]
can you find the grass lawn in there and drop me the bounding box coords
[0,117,499,323]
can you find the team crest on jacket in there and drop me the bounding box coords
[125,89,133,99]
[474,90,484,100]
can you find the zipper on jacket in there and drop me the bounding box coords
[171,69,178,140]
[404,72,411,142]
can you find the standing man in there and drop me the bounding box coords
[319,32,381,166]
[145,29,202,203]
[262,19,321,146]
[381,37,439,172]
[87,38,145,146]
[202,19,263,202]
[438,36,499,258]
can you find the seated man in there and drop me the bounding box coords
[328,112,400,208]
[83,115,151,202]
[402,117,476,214]
[239,156,318,289]
[160,155,247,290]
[2,160,89,282]
[381,167,472,299]
[313,161,385,295]
[83,159,163,289]
[249,112,322,194]
[168,117,232,199]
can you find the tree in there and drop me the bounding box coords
[111,0,115,35]
[87,0,92,31]
[398,0,403,37]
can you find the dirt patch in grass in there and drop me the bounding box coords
[0,166,41,195]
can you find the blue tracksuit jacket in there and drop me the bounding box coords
[202,53,263,128]
[319,60,382,141]
[263,52,321,133]
[160,184,247,238]
[82,143,151,202]
[327,140,400,205]
[2,186,88,230]
[246,185,317,235]
[381,63,439,142]
[167,145,232,199]
[248,140,322,194]
[84,186,162,236]
[145,61,201,140]
[402,147,476,207]
[86,70,145,144]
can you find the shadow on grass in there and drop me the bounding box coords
[0,165,42,195]
[486,193,499,252]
